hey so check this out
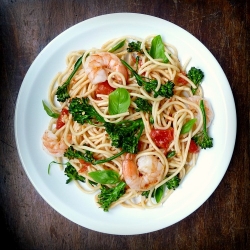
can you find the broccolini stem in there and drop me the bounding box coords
[94,150,126,165]
[200,100,207,134]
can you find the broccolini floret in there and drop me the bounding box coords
[69,97,105,124]
[192,100,213,149]
[104,118,144,154]
[127,41,144,53]
[64,162,85,184]
[121,59,174,99]
[187,67,204,94]
[56,56,83,102]
[154,81,175,98]
[134,97,152,113]
[64,146,95,164]
[166,175,180,190]
[98,182,126,211]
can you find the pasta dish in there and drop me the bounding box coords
[42,35,214,211]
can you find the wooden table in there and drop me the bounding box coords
[0,0,249,249]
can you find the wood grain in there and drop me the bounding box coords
[0,0,249,249]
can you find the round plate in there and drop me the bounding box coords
[14,13,236,235]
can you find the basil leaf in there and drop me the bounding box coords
[42,100,60,118]
[180,118,197,134]
[149,35,169,63]
[88,170,120,184]
[155,185,164,203]
[108,40,126,52]
[108,88,130,115]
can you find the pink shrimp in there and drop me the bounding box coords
[186,96,214,128]
[84,52,128,84]
[42,130,70,158]
[122,153,164,191]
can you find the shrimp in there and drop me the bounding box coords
[122,153,164,191]
[186,96,214,128]
[84,52,128,84]
[42,130,70,158]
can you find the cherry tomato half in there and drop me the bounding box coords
[56,108,69,129]
[189,139,199,153]
[150,128,174,149]
[95,81,115,99]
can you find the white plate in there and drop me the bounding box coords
[14,13,236,235]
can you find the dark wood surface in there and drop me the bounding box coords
[0,0,249,249]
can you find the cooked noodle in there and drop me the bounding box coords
[42,35,213,210]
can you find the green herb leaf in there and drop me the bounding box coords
[88,170,120,184]
[108,40,126,52]
[155,185,164,203]
[42,100,60,118]
[180,118,197,134]
[149,35,169,63]
[108,88,130,115]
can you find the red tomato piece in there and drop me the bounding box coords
[78,159,91,173]
[56,108,69,129]
[176,72,188,85]
[95,81,115,99]
[189,140,200,153]
[150,128,174,149]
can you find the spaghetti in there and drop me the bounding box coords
[42,35,213,211]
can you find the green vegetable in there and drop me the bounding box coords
[121,59,174,99]
[108,39,126,52]
[88,170,120,184]
[180,118,197,134]
[56,56,83,102]
[67,98,144,161]
[142,175,180,202]
[166,151,176,158]
[155,185,164,203]
[64,162,85,184]
[98,182,126,211]
[108,88,130,115]
[64,146,95,164]
[64,145,125,165]
[127,41,144,53]
[69,97,105,124]
[166,175,180,190]
[192,100,213,149]
[187,67,204,94]
[134,97,152,113]
[42,100,59,118]
[149,35,169,63]
[154,81,175,98]
[104,118,144,154]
